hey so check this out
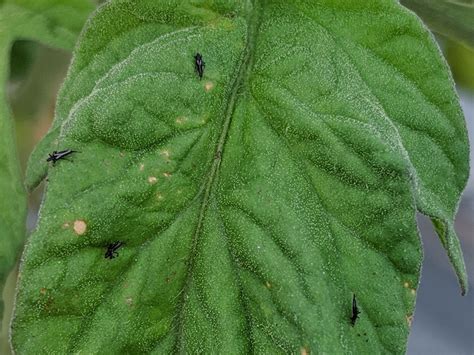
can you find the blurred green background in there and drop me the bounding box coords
[1,6,473,355]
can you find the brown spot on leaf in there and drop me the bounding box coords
[40,288,47,295]
[163,172,171,178]
[406,314,414,326]
[166,272,176,283]
[300,347,310,355]
[73,220,87,235]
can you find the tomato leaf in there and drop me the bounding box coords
[12,1,469,353]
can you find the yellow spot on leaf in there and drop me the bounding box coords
[139,163,145,171]
[160,150,170,159]
[73,220,87,235]
[148,176,158,184]
[156,193,164,201]
[403,282,410,288]
[204,81,214,92]
[176,116,187,125]
[125,297,133,306]
[300,347,310,355]
[163,172,171,178]
[199,113,210,125]
[265,281,272,289]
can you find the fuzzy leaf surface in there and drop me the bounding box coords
[0,0,94,326]
[13,0,469,353]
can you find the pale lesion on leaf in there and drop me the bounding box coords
[159,149,171,160]
[204,81,215,92]
[147,176,158,185]
[156,192,165,201]
[403,281,417,296]
[175,116,188,125]
[73,220,87,235]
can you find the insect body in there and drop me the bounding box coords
[105,241,124,259]
[46,150,76,165]
[351,294,361,326]
[194,53,205,79]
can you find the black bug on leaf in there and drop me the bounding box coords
[46,150,77,165]
[351,294,361,326]
[194,53,205,79]
[105,241,124,259]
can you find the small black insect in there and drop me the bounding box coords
[105,241,124,259]
[351,294,361,326]
[194,53,205,79]
[46,150,77,165]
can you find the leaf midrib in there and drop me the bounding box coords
[173,2,261,351]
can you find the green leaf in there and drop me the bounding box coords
[0,33,26,330]
[400,0,474,48]
[446,40,474,90]
[0,0,94,330]
[12,0,469,353]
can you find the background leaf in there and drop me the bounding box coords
[0,0,94,333]
[400,0,474,48]
[0,32,26,334]
[445,40,474,90]
[12,0,469,353]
